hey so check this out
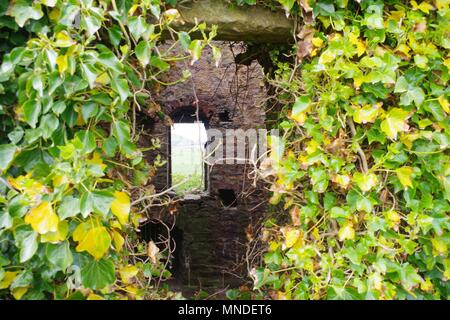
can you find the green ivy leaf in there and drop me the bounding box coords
[8,1,43,28]
[189,40,203,64]
[107,25,122,47]
[22,99,41,128]
[178,32,191,52]
[292,96,311,115]
[45,241,73,272]
[127,16,147,41]
[39,114,59,139]
[111,77,130,102]
[80,190,114,218]
[7,127,24,144]
[81,102,98,121]
[58,195,81,220]
[80,63,98,89]
[81,11,102,37]
[81,258,115,290]
[0,144,17,171]
[398,264,423,291]
[356,195,373,213]
[52,101,67,115]
[394,76,425,107]
[112,120,131,148]
[74,130,96,154]
[16,229,38,263]
[135,41,151,67]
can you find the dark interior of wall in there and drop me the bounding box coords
[218,189,237,207]
[139,220,184,281]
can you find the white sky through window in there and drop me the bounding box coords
[171,122,207,194]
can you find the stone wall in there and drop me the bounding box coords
[139,42,267,288]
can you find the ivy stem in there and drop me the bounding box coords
[346,117,369,173]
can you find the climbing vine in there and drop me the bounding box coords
[0,0,448,301]
[0,0,218,299]
[237,0,449,299]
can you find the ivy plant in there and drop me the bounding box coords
[241,0,449,300]
[0,0,217,300]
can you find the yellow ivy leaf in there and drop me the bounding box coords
[438,95,449,114]
[110,220,122,230]
[338,223,355,241]
[400,132,420,149]
[333,174,351,189]
[318,50,336,64]
[8,174,48,200]
[87,293,105,300]
[435,0,448,9]
[380,108,410,139]
[353,172,378,192]
[291,111,306,124]
[420,278,433,292]
[112,229,125,252]
[54,31,76,47]
[312,227,321,241]
[395,44,411,58]
[431,238,447,256]
[120,45,129,56]
[353,74,366,88]
[76,112,85,126]
[87,152,107,171]
[369,272,383,291]
[125,284,142,299]
[311,37,323,47]
[52,174,69,188]
[282,227,301,249]
[0,271,19,289]
[384,210,401,230]
[75,226,111,260]
[72,221,91,242]
[305,140,319,154]
[396,166,414,188]
[48,7,61,22]
[12,286,28,300]
[389,10,405,21]
[355,40,366,57]
[132,213,143,228]
[56,54,68,74]
[111,191,130,226]
[353,104,380,124]
[444,58,450,74]
[444,259,450,280]
[95,72,110,85]
[25,201,59,234]
[119,265,139,284]
[349,33,366,57]
[40,220,69,243]
[411,1,435,13]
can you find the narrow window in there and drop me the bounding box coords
[170,122,207,195]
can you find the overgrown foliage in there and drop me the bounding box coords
[0,0,218,299]
[0,0,448,301]
[243,0,449,299]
